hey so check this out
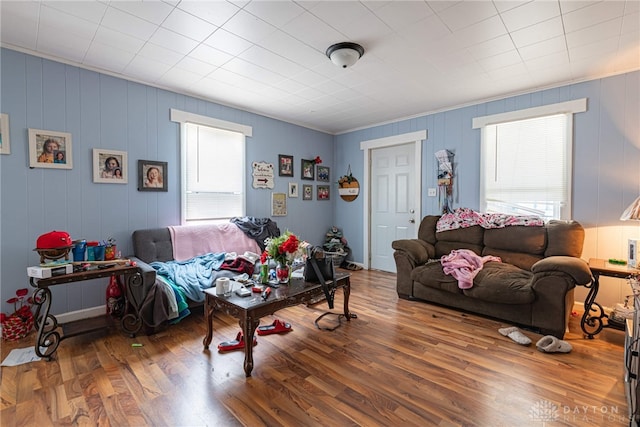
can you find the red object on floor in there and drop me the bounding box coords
[217,331,257,352]
[257,319,292,336]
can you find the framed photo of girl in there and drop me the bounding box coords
[93,149,127,183]
[138,160,167,192]
[301,158,315,180]
[0,114,10,155]
[28,128,73,169]
[278,154,293,177]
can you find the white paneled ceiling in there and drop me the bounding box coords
[1,0,638,134]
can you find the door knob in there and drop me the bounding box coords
[409,218,415,223]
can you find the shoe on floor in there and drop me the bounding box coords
[257,319,292,336]
[536,335,572,353]
[217,331,257,352]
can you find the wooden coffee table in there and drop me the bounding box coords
[203,272,352,376]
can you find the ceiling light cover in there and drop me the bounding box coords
[621,196,640,220]
[326,42,364,69]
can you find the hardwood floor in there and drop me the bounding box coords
[0,269,630,426]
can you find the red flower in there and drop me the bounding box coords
[3,288,33,322]
[260,251,268,264]
[314,156,322,164]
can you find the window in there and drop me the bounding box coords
[171,109,252,224]
[473,99,587,221]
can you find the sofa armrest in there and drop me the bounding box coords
[391,239,434,266]
[128,256,157,305]
[531,256,592,285]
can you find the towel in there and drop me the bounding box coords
[441,249,501,289]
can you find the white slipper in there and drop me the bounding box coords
[536,335,572,353]
[498,326,531,345]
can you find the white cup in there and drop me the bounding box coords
[216,277,231,297]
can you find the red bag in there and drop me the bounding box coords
[106,276,124,317]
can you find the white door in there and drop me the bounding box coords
[370,143,418,272]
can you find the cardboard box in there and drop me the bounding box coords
[27,264,73,278]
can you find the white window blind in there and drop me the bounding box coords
[480,114,572,220]
[184,123,245,223]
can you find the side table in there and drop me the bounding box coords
[581,258,638,338]
[29,264,143,360]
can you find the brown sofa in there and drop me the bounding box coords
[392,216,593,338]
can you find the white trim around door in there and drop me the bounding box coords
[360,130,427,270]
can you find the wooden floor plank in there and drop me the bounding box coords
[0,269,631,426]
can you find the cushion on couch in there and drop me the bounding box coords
[463,262,535,304]
[545,220,585,257]
[411,261,462,294]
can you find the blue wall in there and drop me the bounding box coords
[0,48,334,316]
[333,70,639,307]
[1,46,639,317]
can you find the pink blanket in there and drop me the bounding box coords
[441,249,501,289]
[169,223,260,261]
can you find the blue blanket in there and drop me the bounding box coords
[150,252,226,302]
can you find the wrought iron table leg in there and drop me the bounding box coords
[581,273,606,339]
[121,271,143,336]
[32,287,61,360]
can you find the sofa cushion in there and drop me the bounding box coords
[434,225,484,258]
[545,220,584,257]
[462,262,535,304]
[411,261,462,295]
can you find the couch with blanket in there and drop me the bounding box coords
[392,211,592,338]
[129,218,279,330]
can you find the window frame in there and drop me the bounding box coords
[472,99,587,221]
[170,109,253,225]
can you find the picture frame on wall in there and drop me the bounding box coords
[316,165,330,182]
[288,182,298,198]
[138,160,167,192]
[317,185,330,200]
[28,128,73,169]
[93,148,127,184]
[0,114,10,155]
[301,159,315,180]
[303,184,313,201]
[271,192,287,216]
[278,154,293,177]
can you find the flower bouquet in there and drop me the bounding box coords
[261,231,309,283]
[1,288,35,341]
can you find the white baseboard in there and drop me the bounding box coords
[55,305,106,324]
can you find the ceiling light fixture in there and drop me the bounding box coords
[326,42,364,69]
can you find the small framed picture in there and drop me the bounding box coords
[316,165,330,182]
[303,184,313,201]
[271,192,287,216]
[317,185,330,200]
[301,159,315,180]
[28,128,73,169]
[138,160,167,192]
[0,114,10,155]
[288,182,298,198]
[278,154,293,177]
[93,149,127,183]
